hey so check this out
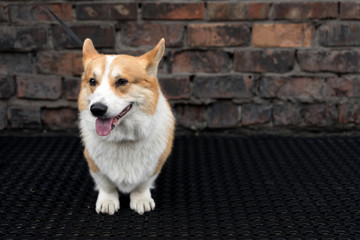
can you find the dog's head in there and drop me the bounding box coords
[79,38,165,136]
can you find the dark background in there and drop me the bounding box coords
[0,1,359,135]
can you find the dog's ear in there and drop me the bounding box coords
[83,38,99,68]
[141,38,165,77]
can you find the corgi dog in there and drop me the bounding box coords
[78,38,175,215]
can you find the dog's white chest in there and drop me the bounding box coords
[87,139,160,193]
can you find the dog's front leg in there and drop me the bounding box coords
[90,171,120,215]
[84,148,120,215]
[130,175,158,215]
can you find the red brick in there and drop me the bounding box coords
[159,77,191,100]
[207,2,246,20]
[259,77,327,100]
[252,23,314,48]
[76,3,137,20]
[16,75,62,100]
[113,49,145,56]
[53,25,115,49]
[0,26,48,51]
[121,23,184,47]
[273,2,337,20]
[248,3,270,19]
[340,2,360,20]
[0,74,14,99]
[157,58,168,75]
[234,50,295,73]
[0,106,7,129]
[42,108,78,129]
[193,75,254,99]
[174,104,207,130]
[207,2,269,20]
[142,3,204,20]
[327,77,360,98]
[338,104,360,124]
[171,50,230,73]
[37,52,83,76]
[187,23,249,47]
[303,104,337,126]
[208,102,238,128]
[273,104,302,126]
[10,106,41,128]
[320,23,360,47]
[64,77,81,101]
[298,50,360,73]
[9,3,72,22]
[0,5,9,22]
[242,104,272,125]
[0,53,33,74]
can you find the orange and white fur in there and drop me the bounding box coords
[78,38,174,215]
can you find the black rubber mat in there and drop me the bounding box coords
[1,135,360,239]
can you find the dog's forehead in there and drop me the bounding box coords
[108,55,144,77]
[86,54,146,81]
[85,55,105,76]
[91,55,116,76]
[111,54,140,66]
[86,55,118,79]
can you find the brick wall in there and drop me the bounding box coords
[0,1,360,134]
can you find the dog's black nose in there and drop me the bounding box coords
[90,103,108,117]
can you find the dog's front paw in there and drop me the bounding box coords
[96,190,120,215]
[130,190,155,215]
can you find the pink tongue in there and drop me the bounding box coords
[95,118,113,136]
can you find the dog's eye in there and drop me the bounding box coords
[89,78,97,86]
[116,78,128,87]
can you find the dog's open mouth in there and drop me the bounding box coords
[95,104,132,136]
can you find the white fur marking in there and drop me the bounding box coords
[90,55,117,104]
[96,189,120,215]
[130,189,155,215]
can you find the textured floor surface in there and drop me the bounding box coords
[1,135,360,239]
